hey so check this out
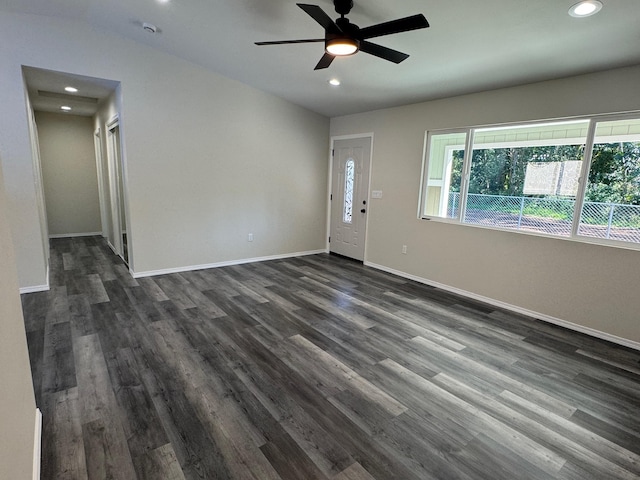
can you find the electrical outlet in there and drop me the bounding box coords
[248,233,254,242]
[402,245,407,254]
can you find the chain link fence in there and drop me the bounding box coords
[579,202,640,243]
[448,193,640,243]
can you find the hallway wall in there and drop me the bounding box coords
[0,12,329,287]
[36,111,101,237]
[0,159,38,480]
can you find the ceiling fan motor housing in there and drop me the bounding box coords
[333,17,360,37]
[334,0,354,16]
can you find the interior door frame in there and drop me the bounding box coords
[94,127,108,239]
[105,115,131,267]
[327,133,374,261]
[106,117,121,255]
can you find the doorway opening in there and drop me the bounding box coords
[22,66,131,269]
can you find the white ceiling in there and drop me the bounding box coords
[7,0,640,117]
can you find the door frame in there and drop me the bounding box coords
[105,115,131,267]
[327,133,374,261]
[106,117,121,255]
[94,127,108,239]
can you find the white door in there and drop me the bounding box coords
[330,137,371,261]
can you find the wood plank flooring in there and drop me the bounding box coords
[22,236,640,479]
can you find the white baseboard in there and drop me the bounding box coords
[20,284,49,294]
[365,261,640,352]
[133,249,328,278]
[48,232,102,239]
[33,408,42,480]
[20,265,50,294]
[107,241,117,255]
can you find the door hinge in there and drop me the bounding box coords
[331,149,335,157]
[330,194,333,201]
[328,236,331,243]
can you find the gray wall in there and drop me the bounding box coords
[36,111,101,236]
[0,11,330,286]
[0,159,37,480]
[331,65,640,346]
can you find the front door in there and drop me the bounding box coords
[330,137,371,261]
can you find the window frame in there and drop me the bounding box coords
[419,128,471,223]
[419,111,640,251]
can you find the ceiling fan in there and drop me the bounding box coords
[255,0,429,70]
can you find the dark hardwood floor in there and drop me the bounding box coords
[22,236,640,479]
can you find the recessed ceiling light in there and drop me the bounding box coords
[568,0,603,17]
[329,78,341,86]
[64,86,78,93]
[60,106,71,111]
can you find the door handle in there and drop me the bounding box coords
[361,208,366,213]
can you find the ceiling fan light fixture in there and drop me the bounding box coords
[568,0,603,17]
[255,2,429,70]
[326,37,359,56]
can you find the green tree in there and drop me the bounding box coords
[450,142,640,204]
[586,142,640,205]
[452,144,584,196]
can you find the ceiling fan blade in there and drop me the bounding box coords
[297,4,342,32]
[255,39,324,45]
[360,41,409,64]
[314,52,335,70]
[359,14,429,40]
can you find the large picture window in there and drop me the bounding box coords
[421,114,640,247]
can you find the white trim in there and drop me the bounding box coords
[419,128,468,220]
[94,128,108,238]
[106,114,119,130]
[106,120,123,257]
[331,132,376,141]
[132,249,328,278]
[325,138,333,251]
[572,119,596,237]
[48,232,102,239]
[425,110,640,136]
[365,261,640,352]
[107,240,117,255]
[20,283,49,294]
[33,408,42,480]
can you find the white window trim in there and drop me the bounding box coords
[419,128,468,221]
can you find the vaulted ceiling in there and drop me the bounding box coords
[4,0,640,117]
